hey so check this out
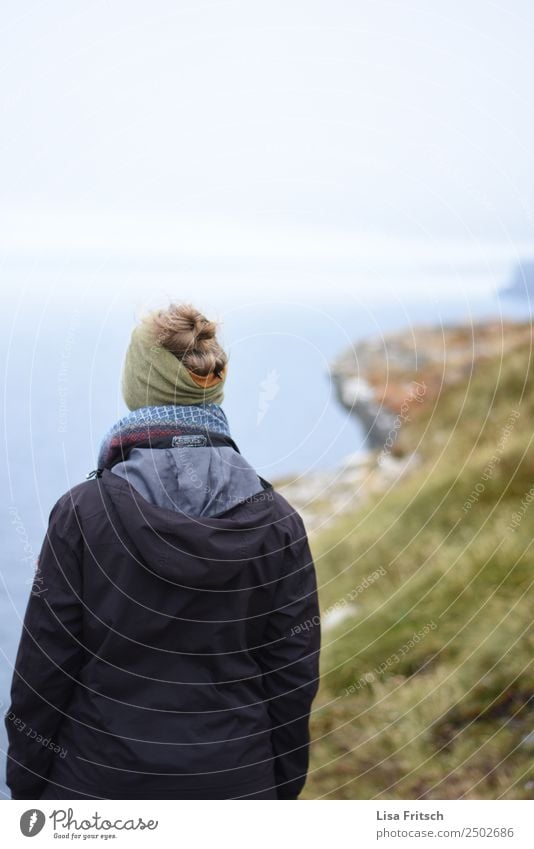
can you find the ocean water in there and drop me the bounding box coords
[0,283,530,798]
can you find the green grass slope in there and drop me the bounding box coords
[304,336,534,799]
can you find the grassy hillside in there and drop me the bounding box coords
[304,335,534,799]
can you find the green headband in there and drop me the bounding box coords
[121,322,227,410]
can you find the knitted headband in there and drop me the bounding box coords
[121,321,228,410]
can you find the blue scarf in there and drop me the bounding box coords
[97,404,231,470]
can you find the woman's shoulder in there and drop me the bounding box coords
[269,487,308,538]
[47,477,108,529]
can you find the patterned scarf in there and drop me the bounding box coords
[96,404,232,471]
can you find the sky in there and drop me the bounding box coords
[1,0,534,302]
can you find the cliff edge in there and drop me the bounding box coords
[329,318,532,451]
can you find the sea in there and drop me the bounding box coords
[0,276,531,798]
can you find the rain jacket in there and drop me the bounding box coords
[4,432,320,800]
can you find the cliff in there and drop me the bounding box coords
[329,319,532,450]
[279,316,534,800]
[276,318,532,534]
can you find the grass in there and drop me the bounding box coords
[303,333,534,799]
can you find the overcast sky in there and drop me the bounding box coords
[1,0,534,300]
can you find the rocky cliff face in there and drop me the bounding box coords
[329,318,532,449]
[275,318,532,533]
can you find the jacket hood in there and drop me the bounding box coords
[96,448,284,589]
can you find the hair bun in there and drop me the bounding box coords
[193,313,217,343]
[146,301,227,379]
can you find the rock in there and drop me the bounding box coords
[276,319,531,538]
[329,319,532,452]
[322,604,359,631]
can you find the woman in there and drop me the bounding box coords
[5,302,320,800]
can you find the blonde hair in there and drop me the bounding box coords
[145,302,227,378]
